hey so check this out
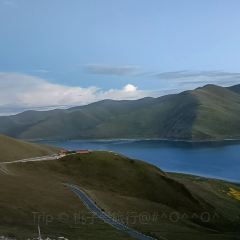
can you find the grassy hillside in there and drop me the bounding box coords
[0,151,239,240]
[0,84,240,140]
[0,135,58,162]
[228,84,240,94]
[191,85,240,139]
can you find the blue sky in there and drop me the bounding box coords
[1,0,240,114]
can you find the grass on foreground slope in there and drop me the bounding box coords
[1,151,240,240]
[0,134,58,162]
[227,188,240,201]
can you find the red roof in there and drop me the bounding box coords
[77,150,90,153]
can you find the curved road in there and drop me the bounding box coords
[66,184,167,240]
[0,154,60,165]
[0,156,166,239]
[0,154,61,175]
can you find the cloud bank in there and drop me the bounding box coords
[0,73,155,115]
[84,65,240,89]
[84,64,140,76]
[151,70,240,86]
[1,70,239,115]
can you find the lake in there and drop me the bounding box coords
[39,139,240,183]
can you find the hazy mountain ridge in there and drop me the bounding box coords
[0,84,240,140]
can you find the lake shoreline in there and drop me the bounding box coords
[168,171,240,184]
[33,139,240,183]
[32,138,240,144]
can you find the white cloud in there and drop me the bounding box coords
[123,84,137,92]
[0,73,156,115]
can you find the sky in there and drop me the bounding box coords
[1,0,240,114]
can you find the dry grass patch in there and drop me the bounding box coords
[228,187,240,201]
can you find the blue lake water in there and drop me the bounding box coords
[39,140,240,183]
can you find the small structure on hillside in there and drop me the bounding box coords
[58,149,90,157]
[76,150,90,154]
[59,149,67,154]
[59,149,67,157]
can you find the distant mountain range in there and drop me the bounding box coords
[1,84,240,140]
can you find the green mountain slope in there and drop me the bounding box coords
[0,135,58,162]
[228,84,240,94]
[0,84,240,140]
[0,151,239,239]
[191,85,240,139]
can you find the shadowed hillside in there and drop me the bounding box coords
[228,84,240,94]
[191,84,240,139]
